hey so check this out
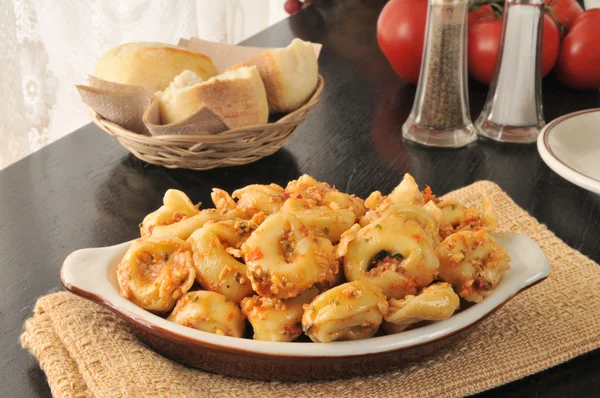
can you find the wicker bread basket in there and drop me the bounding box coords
[90,75,324,170]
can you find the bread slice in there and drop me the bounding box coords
[156,67,269,128]
[95,42,218,93]
[227,39,318,113]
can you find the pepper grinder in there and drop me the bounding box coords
[475,0,545,143]
[402,0,477,148]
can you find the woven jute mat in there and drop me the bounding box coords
[21,181,600,398]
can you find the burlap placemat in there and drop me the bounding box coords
[21,181,600,398]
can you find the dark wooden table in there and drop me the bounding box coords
[2,1,600,396]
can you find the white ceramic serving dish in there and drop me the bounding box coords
[61,232,549,380]
[538,108,600,195]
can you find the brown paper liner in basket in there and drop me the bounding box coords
[89,75,324,170]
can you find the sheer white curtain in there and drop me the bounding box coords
[0,0,287,170]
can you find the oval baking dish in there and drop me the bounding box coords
[61,232,550,381]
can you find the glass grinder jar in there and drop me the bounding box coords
[402,0,477,148]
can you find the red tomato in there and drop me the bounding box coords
[468,13,560,85]
[544,0,583,30]
[570,7,600,30]
[556,10,600,90]
[377,0,428,85]
[284,0,302,14]
[541,14,561,77]
[468,18,502,85]
[468,4,496,26]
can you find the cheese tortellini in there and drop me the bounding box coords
[140,189,200,237]
[360,203,441,245]
[281,197,356,242]
[383,282,460,334]
[242,212,338,299]
[188,220,256,303]
[436,230,510,303]
[241,287,319,341]
[211,183,285,220]
[302,281,388,343]
[341,214,440,299]
[168,291,245,337]
[437,195,498,240]
[150,209,224,240]
[285,174,366,219]
[117,237,196,312]
[364,173,424,210]
[118,173,510,342]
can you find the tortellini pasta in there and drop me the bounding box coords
[242,212,338,299]
[383,282,460,334]
[281,197,356,242]
[360,203,441,245]
[211,184,285,220]
[302,281,388,343]
[188,220,256,303]
[168,291,245,337]
[436,230,510,303]
[150,209,223,240]
[118,173,510,343]
[364,173,424,210]
[117,237,196,312]
[241,287,319,341]
[285,174,366,219]
[437,195,498,240]
[140,190,200,237]
[341,214,440,299]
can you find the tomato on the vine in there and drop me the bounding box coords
[570,7,600,30]
[556,9,600,90]
[467,16,502,85]
[540,14,561,77]
[544,0,583,30]
[377,0,428,85]
[378,0,562,86]
[468,12,560,85]
[468,4,496,25]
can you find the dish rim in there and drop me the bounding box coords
[537,107,600,195]
[61,232,550,358]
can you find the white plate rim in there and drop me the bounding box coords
[537,108,600,195]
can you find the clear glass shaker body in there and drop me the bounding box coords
[402,0,477,148]
[475,0,545,143]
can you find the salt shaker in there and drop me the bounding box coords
[475,0,545,143]
[402,0,477,148]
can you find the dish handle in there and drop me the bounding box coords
[61,241,132,297]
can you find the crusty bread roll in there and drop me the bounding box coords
[156,67,269,128]
[227,39,318,114]
[95,42,218,93]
